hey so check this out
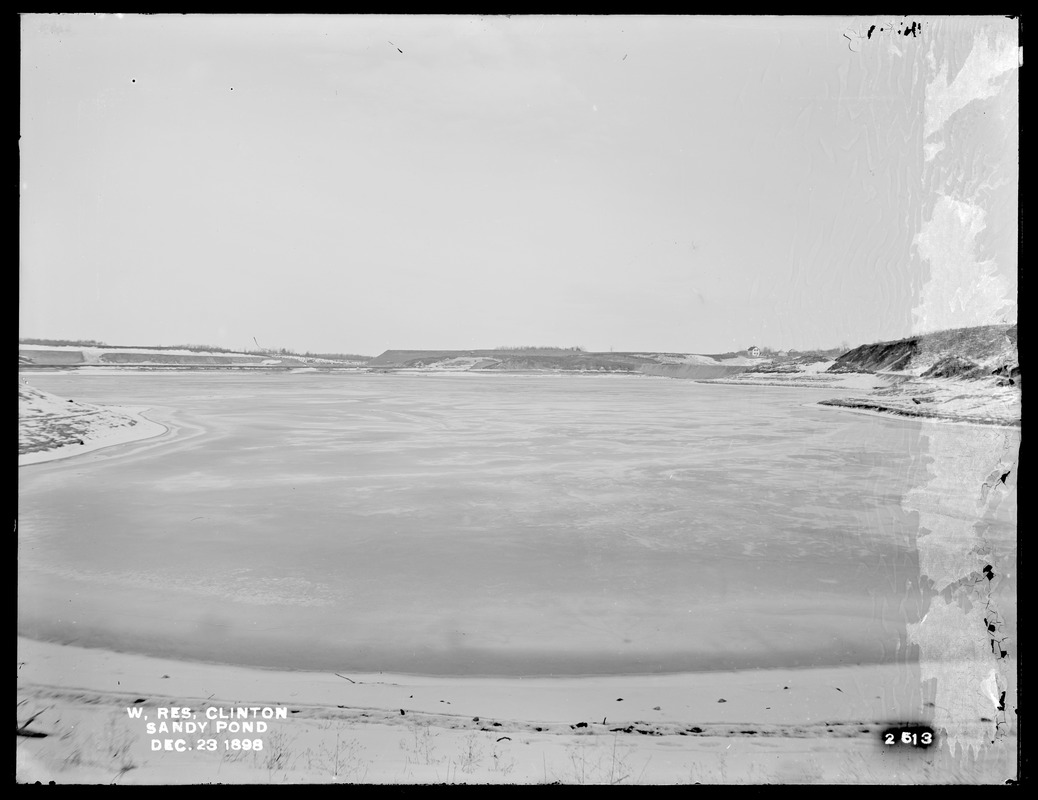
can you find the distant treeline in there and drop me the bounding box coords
[701,345,851,360]
[302,352,371,361]
[257,347,370,361]
[789,346,851,357]
[20,337,109,348]
[19,338,370,361]
[493,345,587,353]
[163,343,241,353]
[20,338,243,354]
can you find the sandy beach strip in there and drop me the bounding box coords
[20,636,1012,784]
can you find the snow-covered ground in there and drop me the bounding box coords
[425,356,503,370]
[819,376,1020,427]
[637,353,723,366]
[702,362,884,390]
[18,382,167,465]
[699,364,1019,427]
[19,637,1011,784]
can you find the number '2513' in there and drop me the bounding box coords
[883,728,934,747]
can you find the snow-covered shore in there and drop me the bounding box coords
[699,362,1021,428]
[18,382,168,466]
[18,636,1014,784]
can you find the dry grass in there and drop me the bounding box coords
[915,324,1016,366]
[398,719,440,767]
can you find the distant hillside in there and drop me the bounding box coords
[367,349,754,378]
[19,345,272,367]
[367,350,487,367]
[368,349,656,370]
[18,344,368,368]
[827,324,1018,379]
[639,363,749,380]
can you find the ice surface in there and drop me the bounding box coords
[19,373,1011,677]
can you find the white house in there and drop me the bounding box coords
[747,346,761,357]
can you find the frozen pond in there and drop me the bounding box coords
[18,372,962,676]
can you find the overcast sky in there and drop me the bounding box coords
[20,15,1018,356]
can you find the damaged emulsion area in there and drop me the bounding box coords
[867,20,923,39]
[905,421,1018,756]
[982,564,1009,661]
